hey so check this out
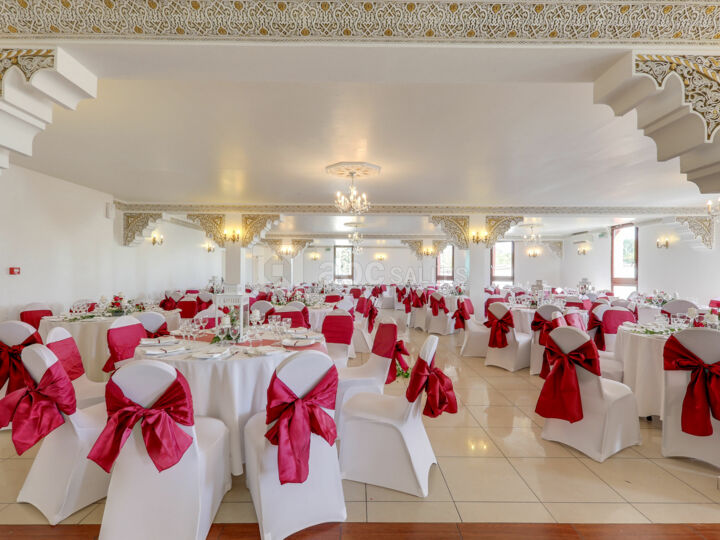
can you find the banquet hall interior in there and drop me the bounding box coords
[2,2,720,539]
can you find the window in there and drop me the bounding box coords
[611,224,638,298]
[490,241,514,286]
[436,245,454,283]
[333,246,354,283]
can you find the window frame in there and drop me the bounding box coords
[610,223,638,293]
[490,241,515,285]
[436,244,455,282]
[333,245,354,281]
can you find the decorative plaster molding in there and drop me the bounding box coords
[430,215,469,249]
[187,213,225,247]
[0,48,54,95]
[264,238,312,258]
[265,232,446,240]
[292,238,313,253]
[242,214,280,247]
[635,54,720,141]
[123,212,162,247]
[401,239,424,260]
[433,240,449,254]
[113,201,709,217]
[675,216,715,249]
[545,241,564,258]
[2,1,719,45]
[485,215,524,245]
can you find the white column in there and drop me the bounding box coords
[467,215,491,320]
[223,244,247,292]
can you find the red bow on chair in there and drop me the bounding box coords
[385,340,410,384]
[159,297,177,311]
[430,296,448,316]
[264,366,338,484]
[411,291,426,308]
[88,373,195,473]
[0,332,43,395]
[396,287,406,302]
[0,362,77,455]
[535,337,601,423]
[530,312,557,346]
[664,335,720,436]
[484,310,514,348]
[367,305,379,333]
[146,322,170,339]
[452,301,471,330]
[587,312,605,351]
[406,355,458,418]
[46,337,85,381]
[371,286,382,298]
[196,298,212,312]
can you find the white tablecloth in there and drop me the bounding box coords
[510,307,589,335]
[141,334,327,475]
[615,326,668,418]
[38,309,182,382]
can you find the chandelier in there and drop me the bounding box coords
[326,161,380,215]
[521,223,543,258]
[348,229,364,254]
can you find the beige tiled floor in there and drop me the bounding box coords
[1,309,719,525]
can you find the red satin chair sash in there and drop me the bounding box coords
[452,300,471,330]
[321,316,354,345]
[535,338,601,422]
[0,362,77,455]
[531,312,555,346]
[484,297,504,317]
[430,296,448,316]
[196,298,213,312]
[367,305,378,333]
[370,286,382,298]
[663,335,720,436]
[405,356,457,418]
[325,295,342,303]
[88,372,195,473]
[264,366,338,484]
[46,337,86,380]
[103,324,146,373]
[396,287,406,302]
[564,312,587,331]
[159,297,177,311]
[300,306,311,328]
[145,322,170,339]
[275,311,309,329]
[483,310,514,348]
[20,310,52,330]
[587,312,605,350]
[385,340,410,384]
[602,310,636,335]
[0,332,43,394]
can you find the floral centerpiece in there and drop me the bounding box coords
[455,284,467,295]
[210,307,243,343]
[291,289,305,302]
[651,290,674,306]
[577,279,592,295]
[271,292,287,306]
[107,293,126,316]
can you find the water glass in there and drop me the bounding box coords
[229,325,241,343]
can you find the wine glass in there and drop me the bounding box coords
[229,325,241,343]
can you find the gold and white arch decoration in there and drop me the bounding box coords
[2,1,719,45]
[264,238,313,259]
[187,213,226,247]
[241,214,280,247]
[401,239,424,260]
[430,215,469,249]
[484,215,524,246]
[123,212,162,246]
[675,216,715,249]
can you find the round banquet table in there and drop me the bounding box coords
[614,326,668,418]
[510,307,589,335]
[306,304,336,332]
[38,309,181,382]
[140,332,328,475]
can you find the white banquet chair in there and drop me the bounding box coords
[529,304,563,376]
[409,288,428,331]
[661,328,720,468]
[195,307,222,328]
[425,292,454,335]
[662,299,698,317]
[16,345,110,525]
[244,351,346,540]
[460,318,490,358]
[538,327,640,462]
[19,302,54,330]
[339,335,441,497]
[335,297,354,313]
[134,311,168,335]
[252,300,274,319]
[97,360,231,540]
[45,327,105,408]
[321,310,354,368]
[287,300,305,311]
[484,303,531,372]
[0,320,41,399]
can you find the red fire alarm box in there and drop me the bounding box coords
[9,267,20,275]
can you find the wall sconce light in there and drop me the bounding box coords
[577,245,589,255]
[526,246,541,258]
[657,237,669,249]
[421,247,434,257]
[151,233,164,246]
[471,230,489,245]
[223,228,241,244]
[309,252,320,261]
[280,245,295,257]
[375,253,386,261]
[205,243,215,253]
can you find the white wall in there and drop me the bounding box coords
[513,243,562,287]
[0,166,223,320]
[560,234,612,290]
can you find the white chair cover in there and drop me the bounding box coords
[252,300,274,318]
[46,327,105,409]
[539,327,640,462]
[339,335,439,497]
[662,299,698,316]
[460,318,490,358]
[485,303,531,372]
[244,351,346,540]
[425,292,455,336]
[16,344,110,525]
[0,321,38,399]
[99,360,231,540]
[134,311,167,333]
[529,305,562,376]
[662,328,720,468]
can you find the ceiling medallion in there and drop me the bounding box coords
[327,161,380,216]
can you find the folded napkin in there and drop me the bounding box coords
[140,337,178,346]
[281,338,316,347]
[143,345,189,356]
[191,346,229,359]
